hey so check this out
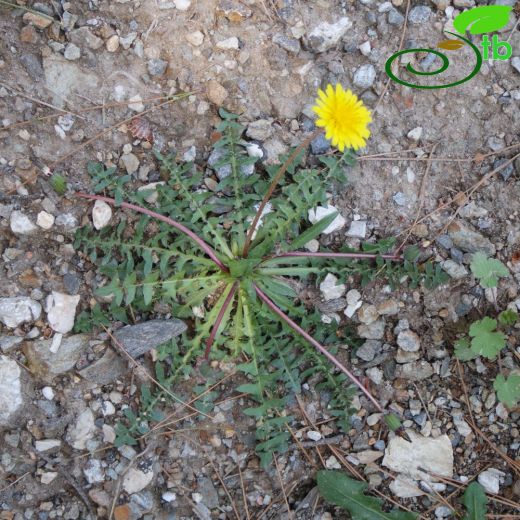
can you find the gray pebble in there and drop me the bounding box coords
[147,59,168,76]
[408,5,432,24]
[393,192,407,206]
[436,235,452,250]
[20,54,44,80]
[311,133,331,155]
[493,158,514,181]
[64,43,81,60]
[450,248,464,264]
[356,340,382,362]
[272,34,301,54]
[63,273,80,295]
[388,8,405,26]
[353,64,376,89]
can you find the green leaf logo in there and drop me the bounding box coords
[453,5,512,35]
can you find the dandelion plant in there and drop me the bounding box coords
[74,86,445,464]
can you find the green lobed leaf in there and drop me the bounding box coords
[493,373,520,408]
[461,482,488,520]
[470,252,509,288]
[469,317,506,359]
[498,309,518,327]
[317,471,417,520]
[454,337,478,361]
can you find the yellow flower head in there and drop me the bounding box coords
[312,84,372,152]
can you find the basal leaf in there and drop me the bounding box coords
[454,337,478,361]
[462,482,488,520]
[317,471,417,520]
[453,5,512,35]
[469,317,506,359]
[470,252,509,288]
[493,373,520,408]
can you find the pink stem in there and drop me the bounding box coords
[75,192,228,272]
[204,282,238,359]
[273,252,403,261]
[253,283,385,414]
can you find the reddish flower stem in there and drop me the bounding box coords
[74,192,228,272]
[253,283,385,414]
[271,251,403,261]
[204,282,238,359]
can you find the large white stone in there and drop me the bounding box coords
[92,200,112,230]
[0,297,42,328]
[123,466,154,494]
[0,356,27,428]
[45,291,80,334]
[307,17,352,53]
[389,475,424,498]
[478,468,505,494]
[308,205,346,234]
[319,273,346,301]
[383,431,453,480]
[10,210,37,235]
[67,408,96,450]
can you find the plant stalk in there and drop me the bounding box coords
[204,282,238,359]
[253,283,385,414]
[271,251,403,262]
[242,128,322,258]
[74,192,229,272]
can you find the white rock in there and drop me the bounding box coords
[216,37,239,50]
[123,467,154,494]
[0,297,42,328]
[325,455,341,469]
[162,491,177,502]
[452,412,472,437]
[390,475,424,498]
[0,356,29,428]
[353,64,376,89]
[137,181,165,204]
[407,127,423,141]
[128,95,145,112]
[174,0,191,10]
[319,273,346,301]
[307,17,352,53]
[37,211,55,230]
[45,291,80,334]
[442,260,468,279]
[10,210,37,235]
[366,367,383,385]
[121,152,139,174]
[101,400,115,416]
[346,220,367,238]
[308,205,345,234]
[346,289,361,305]
[106,35,120,52]
[102,424,116,443]
[397,330,421,352]
[64,43,81,60]
[41,472,58,484]
[49,332,62,354]
[478,468,505,494]
[35,439,61,451]
[304,239,319,252]
[92,200,112,230]
[359,41,371,56]
[186,30,204,46]
[67,409,96,450]
[344,301,362,318]
[306,430,322,441]
[383,431,453,480]
[42,386,55,400]
[84,458,105,484]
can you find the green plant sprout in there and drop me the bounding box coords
[74,98,446,464]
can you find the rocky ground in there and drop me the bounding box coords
[1,0,520,518]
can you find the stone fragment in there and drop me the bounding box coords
[307,18,352,53]
[390,475,424,498]
[308,205,345,234]
[478,468,505,494]
[397,330,420,352]
[68,27,104,50]
[395,361,434,380]
[23,334,89,381]
[408,5,432,24]
[353,64,376,89]
[383,431,453,480]
[67,409,96,450]
[442,260,468,279]
[0,297,42,328]
[448,222,495,256]
[79,348,128,385]
[37,211,54,230]
[186,31,204,46]
[121,152,139,174]
[113,319,187,358]
[23,11,52,29]
[123,465,154,494]
[206,80,228,106]
[10,210,37,235]
[64,43,81,60]
[45,291,80,334]
[0,356,31,429]
[357,320,385,340]
[319,274,346,301]
[216,37,239,50]
[356,340,382,362]
[92,200,112,230]
[106,35,120,52]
